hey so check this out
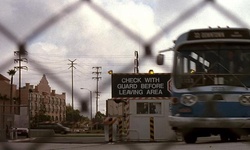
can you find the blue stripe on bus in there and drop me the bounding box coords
[172,102,250,117]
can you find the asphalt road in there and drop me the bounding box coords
[2,139,250,150]
[2,134,250,150]
[5,133,106,144]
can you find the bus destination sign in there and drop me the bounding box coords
[111,73,171,98]
[187,29,250,40]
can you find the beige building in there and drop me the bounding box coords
[20,74,66,122]
[0,74,66,132]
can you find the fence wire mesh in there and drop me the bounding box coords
[1,0,250,149]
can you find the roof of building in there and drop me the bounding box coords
[0,74,10,82]
[36,74,51,94]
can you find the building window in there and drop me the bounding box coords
[136,102,161,114]
[137,102,148,114]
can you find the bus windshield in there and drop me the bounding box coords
[174,42,250,89]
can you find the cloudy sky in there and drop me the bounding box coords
[0,0,250,115]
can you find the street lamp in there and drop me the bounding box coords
[80,88,93,120]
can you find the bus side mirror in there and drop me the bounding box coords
[156,54,164,65]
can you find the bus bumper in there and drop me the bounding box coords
[169,116,250,128]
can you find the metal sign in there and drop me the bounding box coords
[187,28,250,40]
[111,73,171,98]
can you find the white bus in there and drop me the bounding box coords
[158,27,250,143]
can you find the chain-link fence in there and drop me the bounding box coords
[1,0,250,149]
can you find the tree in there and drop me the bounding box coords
[30,113,51,128]
[66,105,82,122]
[93,111,105,130]
[30,101,51,128]
[65,105,91,128]
[7,69,16,113]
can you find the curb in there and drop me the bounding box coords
[8,138,36,143]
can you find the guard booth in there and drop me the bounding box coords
[106,97,176,142]
[105,73,177,142]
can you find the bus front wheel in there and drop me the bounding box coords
[220,133,238,142]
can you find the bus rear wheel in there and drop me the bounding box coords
[220,133,229,142]
[183,133,197,144]
[229,134,237,142]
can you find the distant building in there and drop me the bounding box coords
[0,74,66,131]
[0,74,18,130]
[20,74,66,122]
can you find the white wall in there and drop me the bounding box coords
[128,99,176,141]
[14,107,29,128]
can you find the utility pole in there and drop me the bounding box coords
[68,59,77,109]
[13,50,27,131]
[14,51,28,112]
[134,51,139,73]
[92,67,102,114]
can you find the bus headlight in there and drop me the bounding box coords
[180,94,198,106]
[239,95,250,106]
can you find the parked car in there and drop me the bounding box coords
[35,123,71,134]
[16,128,29,138]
